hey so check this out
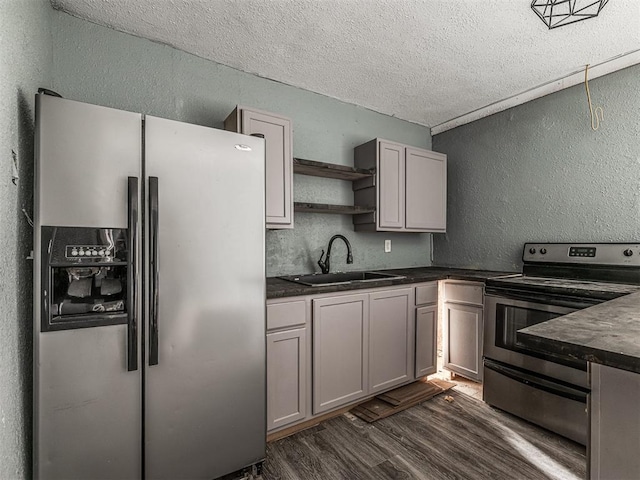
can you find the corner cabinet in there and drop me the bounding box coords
[443,281,484,382]
[225,106,293,229]
[353,139,447,233]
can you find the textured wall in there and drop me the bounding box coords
[433,64,640,272]
[50,11,433,277]
[0,1,52,478]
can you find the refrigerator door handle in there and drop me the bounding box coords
[149,176,159,366]
[127,177,139,372]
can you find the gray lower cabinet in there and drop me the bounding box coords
[443,281,484,382]
[414,282,438,378]
[590,363,640,480]
[312,293,369,414]
[266,299,308,432]
[443,302,483,381]
[266,328,307,431]
[369,288,413,394]
[415,304,437,377]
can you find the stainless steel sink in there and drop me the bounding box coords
[278,271,405,287]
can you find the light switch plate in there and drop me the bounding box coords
[384,239,391,253]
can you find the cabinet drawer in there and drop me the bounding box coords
[267,300,306,330]
[415,283,438,305]
[444,282,483,306]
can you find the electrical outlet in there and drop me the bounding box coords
[384,239,391,253]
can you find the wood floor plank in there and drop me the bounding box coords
[263,391,586,480]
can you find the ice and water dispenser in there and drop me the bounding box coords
[41,226,130,331]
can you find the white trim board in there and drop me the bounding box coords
[431,49,640,135]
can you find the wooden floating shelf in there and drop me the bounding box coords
[293,158,374,181]
[294,202,375,215]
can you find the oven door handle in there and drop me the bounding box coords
[484,358,588,403]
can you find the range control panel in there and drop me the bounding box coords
[523,243,640,266]
[65,245,114,259]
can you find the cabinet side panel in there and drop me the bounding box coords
[223,106,239,132]
[590,364,640,480]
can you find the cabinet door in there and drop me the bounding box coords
[377,141,405,230]
[444,302,483,381]
[369,288,413,394]
[415,305,437,378]
[267,328,307,431]
[405,147,447,232]
[313,294,369,414]
[241,109,293,229]
[590,364,640,480]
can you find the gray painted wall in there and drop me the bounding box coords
[433,64,640,272]
[50,11,434,277]
[1,1,52,478]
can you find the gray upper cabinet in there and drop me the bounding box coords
[369,288,413,394]
[353,139,447,233]
[405,147,447,231]
[225,106,293,229]
[312,293,369,415]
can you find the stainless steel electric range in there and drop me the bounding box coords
[483,243,640,446]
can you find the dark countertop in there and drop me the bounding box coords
[267,266,515,299]
[518,291,640,375]
[486,276,640,301]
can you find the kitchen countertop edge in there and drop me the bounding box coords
[266,266,515,299]
[518,291,640,375]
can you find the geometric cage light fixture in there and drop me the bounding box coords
[531,0,610,29]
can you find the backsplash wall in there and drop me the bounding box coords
[50,10,434,277]
[433,64,640,272]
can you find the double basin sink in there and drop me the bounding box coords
[278,271,405,287]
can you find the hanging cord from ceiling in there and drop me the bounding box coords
[584,64,604,131]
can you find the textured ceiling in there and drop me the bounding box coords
[52,0,640,128]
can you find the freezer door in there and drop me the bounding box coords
[144,116,266,479]
[36,94,142,228]
[34,94,142,479]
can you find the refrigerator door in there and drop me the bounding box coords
[34,95,142,479]
[144,116,266,479]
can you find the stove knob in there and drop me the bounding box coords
[624,249,634,257]
[529,248,536,254]
[540,248,547,255]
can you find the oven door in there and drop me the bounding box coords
[484,292,590,388]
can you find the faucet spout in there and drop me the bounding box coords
[318,235,353,274]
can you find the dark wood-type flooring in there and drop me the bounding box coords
[263,391,586,480]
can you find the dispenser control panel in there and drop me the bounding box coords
[65,245,114,259]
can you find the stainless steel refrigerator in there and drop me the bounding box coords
[33,93,266,479]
